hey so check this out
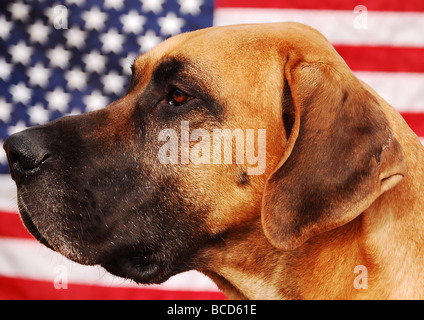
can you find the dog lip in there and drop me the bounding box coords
[18,204,53,250]
[102,252,162,284]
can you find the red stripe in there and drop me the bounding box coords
[215,0,424,12]
[401,113,424,137]
[0,211,33,239]
[0,275,226,300]
[335,46,424,73]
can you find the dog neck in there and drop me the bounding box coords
[358,147,424,299]
[199,108,424,299]
[200,165,424,299]
[199,220,287,299]
[200,216,365,299]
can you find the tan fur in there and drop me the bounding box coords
[11,22,424,300]
[141,23,424,299]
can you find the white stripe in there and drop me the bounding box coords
[214,8,424,47]
[0,175,18,212]
[354,72,424,112]
[0,237,219,292]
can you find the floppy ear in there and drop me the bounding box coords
[261,60,406,250]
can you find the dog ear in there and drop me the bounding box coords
[261,61,406,250]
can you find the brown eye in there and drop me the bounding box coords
[168,88,191,106]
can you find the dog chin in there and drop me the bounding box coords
[102,252,172,284]
[18,205,53,249]
[17,198,106,266]
[17,192,193,284]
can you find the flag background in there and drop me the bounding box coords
[1,0,423,299]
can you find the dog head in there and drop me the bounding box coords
[3,23,406,284]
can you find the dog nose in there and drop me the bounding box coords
[3,130,51,183]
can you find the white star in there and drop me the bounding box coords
[47,45,71,69]
[0,16,13,40]
[27,63,51,88]
[120,10,146,34]
[100,28,124,54]
[9,41,33,65]
[178,0,203,15]
[68,108,82,116]
[10,82,32,104]
[28,20,50,44]
[0,140,7,165]
[83,90,109,112]
[8,2,30,22]
[138,30,163,52]
[43,6,56,25]
[120,53,138,75]
[81,6,107,31]
[8,121,27,135]
[141,0,165,14]
[82,50,107,73]
[0,98,13,123]
[158,12,185,36]
[65,26,87,49]
[101,71,127,95]
[45,88,71,112]
[104,0,125,10]
[28,103,51,125]
[65,67,87,91]
[65,0,86,6]
[0,58,12,81]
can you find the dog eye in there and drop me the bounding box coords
[167,87,192,106]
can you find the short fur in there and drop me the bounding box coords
[4,23,424,299]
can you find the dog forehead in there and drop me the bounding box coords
[133,23,282,71]
[170,25,284,65]
[128,22,343,126]
[133,22,339,82]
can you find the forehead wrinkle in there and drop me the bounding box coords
[126,54,155,93]
[151,57,185,85]
[150,55,215,92]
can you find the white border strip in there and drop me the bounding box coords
[214,8,424,47]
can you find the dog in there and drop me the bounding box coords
[3,22,424,299]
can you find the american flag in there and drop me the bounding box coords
[0,0,423,299]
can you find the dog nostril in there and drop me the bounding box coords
[10,149,38,170]
[10,148,50,171]
[3,131,51,180]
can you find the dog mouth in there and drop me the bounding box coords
[19,204,167,284]
[21,207,167,283]
[16,192,196,285]
[18,203,54,250]
[102,252,164,284]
